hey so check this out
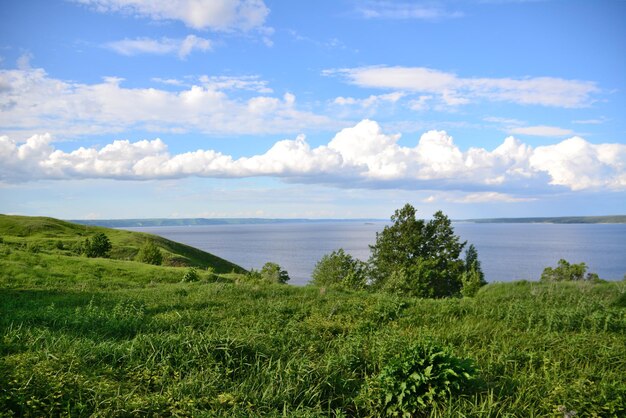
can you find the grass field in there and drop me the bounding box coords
[1,216,625,417]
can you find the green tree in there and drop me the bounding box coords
[461,244,487,297]
[540,259,597,282]
[311,249,367,290]
[260,262,290,284]
[136,240,163,265]
[369,204,466,298]
[83,232,112,258]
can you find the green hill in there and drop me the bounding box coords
[0,214,245,274]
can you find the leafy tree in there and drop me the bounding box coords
[136,240,163,265]
[83,232,112,258]
[260,262,290,284]
[461,244,487,297]
[311,249,367,290]
[369,204,467,298]
[540,259,598,282]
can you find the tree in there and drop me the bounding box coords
[260,262,290,284]
[83,232,112,258]
[311,249,367,290]
[369,204,467,298]
[461,244,487,297]
[540,259,597,282]
[136,240,163,265]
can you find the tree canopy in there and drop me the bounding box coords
[369,204,468,298]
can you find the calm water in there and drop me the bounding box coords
[126,222,626,285]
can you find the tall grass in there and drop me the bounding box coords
[2,259,625,416]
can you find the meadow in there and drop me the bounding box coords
[1,216,625,417]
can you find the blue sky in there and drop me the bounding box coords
[1,0,625,219]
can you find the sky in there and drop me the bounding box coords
[0,0,625,220]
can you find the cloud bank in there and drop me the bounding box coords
[0,68,334,138]
[2,120,624,193]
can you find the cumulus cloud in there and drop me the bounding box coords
[106,35,212,58]
[326,66,599,108]
[2,120,624,193]
[75,0,269,31]
[333,92,405,108]
[0,67,335,138]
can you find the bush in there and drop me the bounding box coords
[182,267,199,282]
[260,262,290,284]
[367,342,474,416]
[311,249,367,290]
[83,232,112,258]
[136,241,163,265]
[541,259,598,282]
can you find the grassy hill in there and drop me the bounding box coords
[0,214,245,274]
[1,214,625,416]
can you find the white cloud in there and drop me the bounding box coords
[16,52,33,70]
[333,92,405,108]
[106,35,212,58]
[2,120,624,193]
[509,125,574,137]
[355,1,462,20]
[530,137,626,190]
[0,67,335,138]
[326,66,599,108]
[75,0,269,31]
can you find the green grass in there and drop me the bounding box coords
[0,214,245,273]
[1,216,625,416]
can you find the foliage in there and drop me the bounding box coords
[182,267,200,282]
[367,342,474,416]
[311,248,367,290]
[260,262,290,284]
[83,232,112,258]
[136,240,163,265]
[462,244,487,297]
[369,204,467,298]
[541,259,599,282]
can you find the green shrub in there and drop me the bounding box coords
[541,259,598,282]
[260,262,290,284]
[182,267,199,282]
[83,232,112,258]
[311,249,368,290]
[136,240,163,265]
[368,342,474,416]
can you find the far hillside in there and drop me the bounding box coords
[0,214,245,274]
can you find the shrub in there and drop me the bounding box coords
[540,259,598,282]
[260,262,290,284]
[182,267,199,282]
[368,342,475,416]
[83,232,112,258]
[136,241,163,265]
[311,249,367,290]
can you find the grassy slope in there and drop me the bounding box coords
[1,233,625,416]
[0,214,245,274]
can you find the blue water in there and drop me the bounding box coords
[126,222,626,285]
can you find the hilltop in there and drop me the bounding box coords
[0,214,245,274]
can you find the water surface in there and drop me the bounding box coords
[126,222,626,285]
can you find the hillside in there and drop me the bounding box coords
[0,214,245,273]
[463,215,626,224]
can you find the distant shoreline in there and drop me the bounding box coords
[69,215,626,228]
